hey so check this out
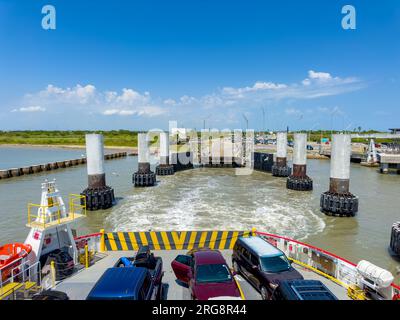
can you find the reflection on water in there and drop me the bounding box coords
[0,147,399,283]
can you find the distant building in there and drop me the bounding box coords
[389,128,400,134]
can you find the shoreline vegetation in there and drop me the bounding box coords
[0,130,138,148]
[0,129,389,149]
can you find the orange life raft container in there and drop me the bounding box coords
[0,243,32,281]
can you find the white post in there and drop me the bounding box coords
[330,134,351,180]
[222,135,233,164]
[211,134,221,164]
[138,133,150,173]
[138,133,149,164]
[86,134,105,187]
[159,132,169,165]
[276,132,287,159]
[201,130,211,165]
[293,133,307,165]
[86,134,104,176]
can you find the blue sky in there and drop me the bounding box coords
[0,0,399,131]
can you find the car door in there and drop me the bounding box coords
[171,255,193,283]
[240,248,253,280]
[248,253,261,289]
[142,273,153,300]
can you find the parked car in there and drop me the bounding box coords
[287,141,294,147]
[171,249,243,300]
[306,145,314,150]
[86,246,163,300]
[232,236,303,300]
[271,279,338,300]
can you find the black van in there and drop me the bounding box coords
[271,280,338,300]
[232,236,303,300]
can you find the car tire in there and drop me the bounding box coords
[260,286,270,300]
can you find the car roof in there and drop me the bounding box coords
[86,267,147,300]
[193,250,226,265]
[278,279,338,300]
[238,236,283,257]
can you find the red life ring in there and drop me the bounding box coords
[393,294,400,301]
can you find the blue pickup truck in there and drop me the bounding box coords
[86,246,164,300]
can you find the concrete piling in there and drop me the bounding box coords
[81,134,115,210]
[10,168,22,177]
[56,161,66,168]
[31,165,42,173]
[64,160,72,167]
[155,132,174,175]
[287,133,313,191]
[320,134,358,216]
[0,170,10,179]
[50,162,59,170]
[21,167,33,175]
[133,133,156,186]
[272,132,291,177]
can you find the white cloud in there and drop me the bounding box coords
[19,70,364,124]
[36,84,96,104]
[218,70,363,103]
[222,81,287,96]
[163,98,177,106]
[308,70,332,80]
[102,106,165,117]
[11,106,46,113]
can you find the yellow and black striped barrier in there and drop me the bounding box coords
[103,230,252,251]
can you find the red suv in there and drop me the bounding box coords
[171,249,243,300]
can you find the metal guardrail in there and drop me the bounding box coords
[73,228,400,300]
[255,231,400,300]
[27,194,86,229]
[0,261,41,300]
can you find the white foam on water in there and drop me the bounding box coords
[106,169,326,239]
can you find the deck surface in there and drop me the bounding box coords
[55,250,349,300]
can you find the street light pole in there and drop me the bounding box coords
[242,114,249,131]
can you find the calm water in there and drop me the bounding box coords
[0,146,399,283]
[0,146,86,169]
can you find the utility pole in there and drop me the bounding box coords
[203,115,211,131]
[261,107,265,134]
[242,114,249,131]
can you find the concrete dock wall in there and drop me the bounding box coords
[0,152,127,180]
[253,152,274,172]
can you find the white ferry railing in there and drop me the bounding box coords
[10,261,41,285]
[0,261,41,299]
[255,231,400,300]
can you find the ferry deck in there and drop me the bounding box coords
[54,250,350,300]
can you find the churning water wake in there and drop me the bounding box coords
[106,168,325,239]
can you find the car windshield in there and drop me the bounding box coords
[260,254,291,273]
[196,264,232,283]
